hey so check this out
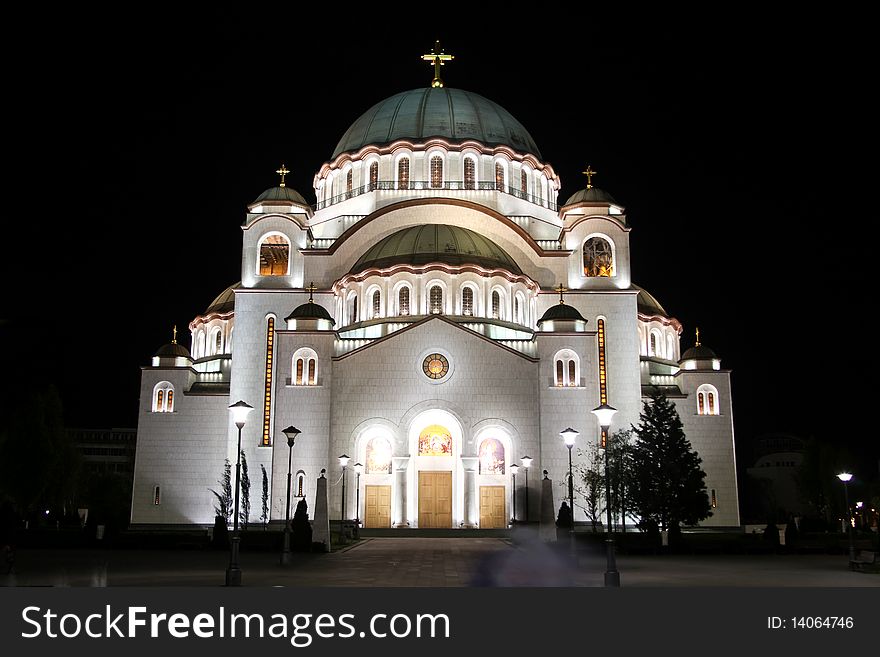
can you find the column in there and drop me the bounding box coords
[461,456,478,528]
[392,456,410,527]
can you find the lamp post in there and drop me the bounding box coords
[592,403,619,587]
[280,425,301,566]
[338,454,350,541]
[522,456,532,523]
[837,472,856,563]
[225,400,253,586]
[560,428,578,554]
[354,463,363,528]
[510,463,519,526]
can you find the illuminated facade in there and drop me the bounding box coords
[131,58,739,529]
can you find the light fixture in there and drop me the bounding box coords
[560,427,579,447]
[338,454,350,468]
[590,403,618,430]
[837,472,853,482]
[228,400,253,427]
[282,425,301,447]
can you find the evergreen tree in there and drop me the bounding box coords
[240,450,251,528]
[260,464,269,530]
[629,389,711,532]
[573,441,604,532]
[209,459,232,524]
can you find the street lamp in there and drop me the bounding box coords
[592,403,619,587]
[280,425,301,566]
[510,463,519,526]
[837,472,856,563]
[521,456,532,523]
[560,428,578,553]
[338,454,350,542]
[354,463,363,528]
[225,400,253,586]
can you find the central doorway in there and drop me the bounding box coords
[418,471,452,528]
[364,485,391,528]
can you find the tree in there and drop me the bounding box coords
[573,441,604,532]
[291,498,312,551]
[629,389,712,533]
[239,450,251,529]
[260,464,269,530]
[210,459,232,524]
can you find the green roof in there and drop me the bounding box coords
[680,344,718,361]
[333,88,541,159]
[633,285,668,317]
[204,283,240,315]
[537,303,586,324]
[154,342,191,358]
[351,225,522,274]
[564,186,618,206]
[252,186,308,206]
[285,301,335,325]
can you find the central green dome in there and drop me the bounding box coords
[333,88,541,159]
[351,225,522,274]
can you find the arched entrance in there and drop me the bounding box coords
[407,409,463,528]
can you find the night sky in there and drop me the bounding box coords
[3,12,873,472]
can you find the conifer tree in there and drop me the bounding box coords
[629,389,711,533]
[240,450,251,528]
[260,464,269,529]
[210,459,232,524]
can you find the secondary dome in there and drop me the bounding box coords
[333,88,541,159]
[285,301,335,325]
[537,303,586,324]
[204,283,240,315]
[564,186,618,206]
[633,285,668,317]
[350,225,522,275]
[251,186,308,206]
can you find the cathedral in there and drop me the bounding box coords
[131,46,740,531]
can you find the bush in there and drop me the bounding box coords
[291,499,312,552]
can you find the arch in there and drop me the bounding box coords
[478,437,505,474]
[292,347,319,386]
[396,154,411,189]
[489,285,508,321]
[494,160,506,190]
[228,326,234,355]
[257,232,291,276]
[649,328,663,357]
[666,332,675,362]
[365,284,383,319]
[345,167,353,196]
[368,160,379,190]
[346,290,359,324]
[196,331,206,360]
[428,283,444,314]
[366,435,393,474]
[395,282,412,316]
[153,485,161,505]
[463,154,477,189]
[429,153,444,188]
[696,383,720,415]
[152,381,175,412]
[406,407,464,528]
[514,291,527,325]
[295,470,306,497]
[461,285,475,316]
[582,234,615,278]
[553,349,579,387]
[491,290,501,319]
[520,166,529,197]
[209,326,223,356]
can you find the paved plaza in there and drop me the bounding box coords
[2,537,878,587]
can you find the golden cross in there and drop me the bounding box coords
[172,325,177,344]
[276,163,290,188]
[695,326,701,346]
[555,284,567,304]
[582,165,597,189]
[306,282,318,302]
[422,40,454,88]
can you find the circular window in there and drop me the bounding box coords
[422,353,449,380]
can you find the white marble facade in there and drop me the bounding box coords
[131,83,740,529]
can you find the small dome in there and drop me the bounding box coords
[633,285,668,317]
[680,344,718,361]
[333,87,541,159]
[252,186,308,206]
[285,301,335,325]
[154,342,191,359]
[351,225,522,275]
[204,283,240,315]
[564,186,617,206]
[537,303,586,324]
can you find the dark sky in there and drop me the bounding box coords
[3,12,873,470]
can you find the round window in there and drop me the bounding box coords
[422,353,449,380]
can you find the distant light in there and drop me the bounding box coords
[837,472,853,482]
[560,428,579,447]
[521,456,533,469]
[45,510,50,515]
[856,501,863,509]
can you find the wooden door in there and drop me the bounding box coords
[364,485,391,528]
[418,471,452,528]
[479,486,506,528]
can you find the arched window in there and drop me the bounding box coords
[369,161,378,190]
[650,332,658,356]
[398,286,410,316]
[152,382,175,412]
[521,169,528,196]
[261,317,276,447]
[495,162,505,190]
[430,155,443,188]
[296,470,305,497]
[346,169,353,196]
[464,157,476,189]
[583,236,614,277]
[347,293,358,324]
[553,350,579,387]
[229,327,233,354]
[696,384,720,415]
[196,331,206,359]
[462,287,474,316]
[514,296,521,323]
[366,436,392,474]
[418,425,452,456]
[259,234,290,276]
[491,290,500,319]
[371,290,381,319]
[666,333,675,361]
[215,330,222,354]
[153,486,161,505]
[429,285,443,314]
[397,157,410,189]
[293,348,319,386]
[478,438,505,474]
